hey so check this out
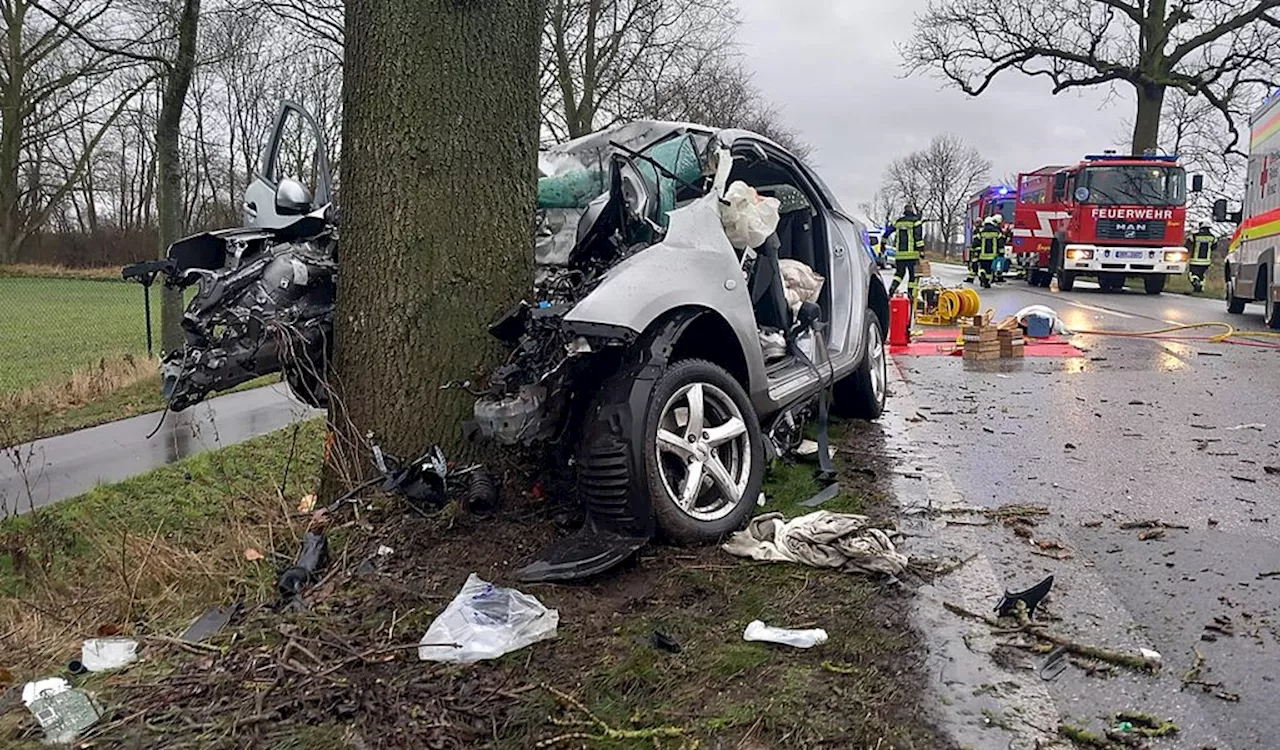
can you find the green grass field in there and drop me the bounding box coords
[0,276,157,394]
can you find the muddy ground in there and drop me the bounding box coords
[4,421,954,749]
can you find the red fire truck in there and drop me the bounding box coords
[1011,153,1202,293]
[964,185,1018,263]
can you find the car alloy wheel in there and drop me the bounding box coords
[653,381,752,522]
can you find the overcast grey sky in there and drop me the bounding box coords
[734,0,1131,216]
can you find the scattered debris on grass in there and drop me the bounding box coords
[535,684,692,748]
[743,620,828,649]
[418,573,558,664]
[721,510,908,576]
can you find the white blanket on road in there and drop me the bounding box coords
[722,510,908,576]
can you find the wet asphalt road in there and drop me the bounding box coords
[0,384,321,513]
[878,264,1280,749]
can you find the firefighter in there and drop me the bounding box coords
[964,217,981,284]
[991,213,1009,283]
[889,204,924,297]
[1187,223,1215,293]
[973,216,1004,289]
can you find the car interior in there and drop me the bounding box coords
[726,151,832,374]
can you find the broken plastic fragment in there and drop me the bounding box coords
[995,574,1054,619]
[743,620,828,649]
[23,678,101,745]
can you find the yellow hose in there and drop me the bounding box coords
[1068,321,1280,344]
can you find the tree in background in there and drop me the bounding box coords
[902,0,1280,155]
[332,0,543,467]
[919,134,990,254]
[875,134,990,255]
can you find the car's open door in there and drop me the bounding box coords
[244,101,334,229]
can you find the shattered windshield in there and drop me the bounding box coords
[1080,166,1186,206]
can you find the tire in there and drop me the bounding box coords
[834,310,887,420]
[644,359,764,545]
[1144,274,1166,295]
[1226,264,1247,314]
[1264,270,1280,330]
[1058,271,1076,292]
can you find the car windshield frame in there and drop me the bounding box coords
[1080,165,1186,207]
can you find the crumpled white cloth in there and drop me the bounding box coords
[778,259,824,314]
[722,510,908,576]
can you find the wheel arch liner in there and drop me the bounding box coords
[513,310,708,583]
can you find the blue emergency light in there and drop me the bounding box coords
[1084,153,1179,161]
[997,186,1009,195]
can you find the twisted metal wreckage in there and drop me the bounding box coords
[124,103,890,582]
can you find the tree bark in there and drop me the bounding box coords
[1131,81,1166,155]
[156,0,201,355]
[0,0,27,266]
[333,0,543,478]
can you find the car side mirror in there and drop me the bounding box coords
[1212,198,1227,223]
[276,178,312,216]
[1052,172,1067,194]
[1191,174,1204,193]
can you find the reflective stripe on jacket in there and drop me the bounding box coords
[894,217,923,260]
[1190,233,1215,265]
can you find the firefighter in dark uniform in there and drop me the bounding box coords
[964,217,981,284]
[972,216,1004,289]
[889,204,924,297]
[1187,223,1215,293]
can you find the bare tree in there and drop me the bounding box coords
[902,0,1280,155]
[858,188,898,232]
[640,53,812,159]
[541,0,737,139]
[918,134,990,250]
[0,0,154,264]
[882,152,928,218]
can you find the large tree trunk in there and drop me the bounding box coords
[0,0,27,266]
[1131,81,1166,156]
[156,0,201,355]
[333,0,543,476]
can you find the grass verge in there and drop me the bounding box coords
[0,276,158,394]
[0,264,124,282]
[0,418,950,749]
[0,361,278,449]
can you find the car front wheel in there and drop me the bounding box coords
[644,360,764,545]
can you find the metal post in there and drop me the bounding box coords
[142,278,154,358]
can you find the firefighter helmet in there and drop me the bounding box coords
[992,213,1004,225]
[982,216,997,227]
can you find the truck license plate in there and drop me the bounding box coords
[1116,251,1143,259]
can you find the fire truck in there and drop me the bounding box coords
[1217,89,1280,328]
[1011,153,1202,294]
[964,185,1017,263]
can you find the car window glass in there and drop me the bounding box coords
[272,109,324,201]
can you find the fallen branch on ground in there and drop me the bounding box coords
[536,684,693,748]
[943,601,1160,673]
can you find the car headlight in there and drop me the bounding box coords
[1066,248,1093,260]
[1164,250,1187,263]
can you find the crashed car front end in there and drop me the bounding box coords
[125,218,338,413]
[471,122,711,448]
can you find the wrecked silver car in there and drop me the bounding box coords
[123,103,336,412]
[471,121,891,582]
